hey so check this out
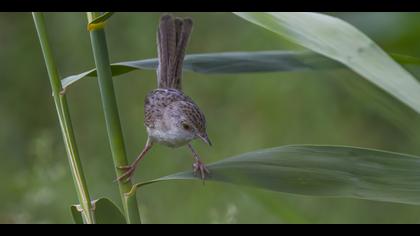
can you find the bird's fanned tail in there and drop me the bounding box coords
[157,14,193,90]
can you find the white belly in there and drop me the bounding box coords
[147,127,192,148]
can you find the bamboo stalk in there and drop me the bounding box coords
[32,12,95,224]
[86,12,141,224]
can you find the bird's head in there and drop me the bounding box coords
[166,100,211,146]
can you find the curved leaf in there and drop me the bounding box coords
[89,12,114,25]
[70,198,126,224]
[70,204,84,224]
[61,51,344,89]
[61,51,340,89]
[87,12,115,31]
[61,50,420,91]
[234,12,420,114]
[94,198,126,224]
[129,145,420,206]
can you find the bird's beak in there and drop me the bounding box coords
[198,133,212,146]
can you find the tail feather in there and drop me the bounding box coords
[173,18,193,89]
[157,14,193,90]
[157,15,176,88]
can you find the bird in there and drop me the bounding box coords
[117,14,211,182]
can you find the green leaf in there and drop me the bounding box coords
[61,51,341,89]
[60,50,420,92]
[130,145,420,206]
[89,12,114,25]
[94,198,126,224]
[70,204,84,224]
[70,198,127,224]
[233,12,420,114]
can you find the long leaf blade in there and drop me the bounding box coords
[60,51,341,89]
[61,51,420,89]
[60,50,420,91]
[234,12,420,114]
[130,145,420,205]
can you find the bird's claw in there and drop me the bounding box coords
[193,160,210,180]
[115,165,136,183]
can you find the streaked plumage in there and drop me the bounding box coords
[117,14,211,182]
[144,88,207,147]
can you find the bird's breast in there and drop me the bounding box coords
[146,126,192,148]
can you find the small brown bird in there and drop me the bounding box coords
[117,14,211,182]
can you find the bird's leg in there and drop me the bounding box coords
[116,138,153,183]
[187,143,210,180]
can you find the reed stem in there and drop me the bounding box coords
[32,12,95,224]
[86,12,141,224]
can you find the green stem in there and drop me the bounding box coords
[32,12,95,224]
[86,12,141,224]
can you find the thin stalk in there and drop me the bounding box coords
[32,12,95,224]
[86,12,141,224]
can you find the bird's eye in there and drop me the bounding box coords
[182,123,191,130]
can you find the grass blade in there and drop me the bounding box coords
[60,51,341,89]
[130,145,420,206]
[61,51,420,91]
[234,12,420,114]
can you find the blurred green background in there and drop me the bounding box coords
[2,12,420,223]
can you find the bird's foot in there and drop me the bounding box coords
[193,160,210,180]
[115,165,136,183]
